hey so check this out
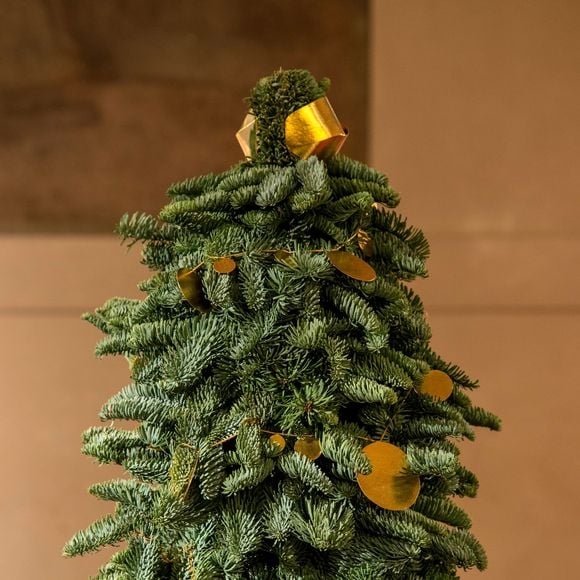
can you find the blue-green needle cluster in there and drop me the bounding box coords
[64,69,500,579]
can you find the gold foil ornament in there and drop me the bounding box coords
[357,229,374,257]
[416,370,453,401]
[125,355,138,370]
[269,433,286,451]
[285,96,348,159]
[294,436,322,460]
[177,267,211,313]
[168,445,199,497]
[326,250,376,282]
[372,202,389,215]
[213,256,237,274]
[236,112,257,158]
[357,441,420,511]
[274,249,298,268]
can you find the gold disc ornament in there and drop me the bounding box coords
[294,436,322,460]
[416,370,453,401]
[213,256,237,274]
[326,250,377,282]
[357,441,420,511]
[269,433,286,451]
[176,268,211,313]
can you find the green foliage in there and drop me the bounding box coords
[63,513,134,557]
[291,498,355,550]
[277,453,336,496]
[248,69,328,165]
[66,68,500,579]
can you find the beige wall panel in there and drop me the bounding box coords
[371,1,580,577]
[415,236,580,309]
[371,0,580,235]
[0,317,132,579]
[427,313,580,578]
[0,235,147,310]
[3,235,578,314]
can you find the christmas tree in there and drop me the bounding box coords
[64,69,500,579]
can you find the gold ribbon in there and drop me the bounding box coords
[235,96,348,160]
[285,96,348,159]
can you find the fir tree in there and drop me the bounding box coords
[64,69,500,579]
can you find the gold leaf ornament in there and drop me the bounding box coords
[372,201,390,215]
[213,256,237,274]
[274,249,298,268]
[168,445,199,497]
[416,369,453,401]
[176,267,211,313]
[235,112,257,158]
[125,355,138,370]
[326,250,376,282]
[356,441,420,511]
[357,229,374,257]
[269,433,286,452]
[294,435,322,460]
[284,96,348,160]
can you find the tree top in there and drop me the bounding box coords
[246,69,330,165]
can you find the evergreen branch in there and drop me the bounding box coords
[222,459,275,495]
[321,427,371,478]
[339,375,398,405]
[167,172,225,198]
[412,496,472,529]
[431,529,487,571]
[277,453,336,495]
[291,498,355,551]
[255,166,297,207]
[63,514,135,557]
[82,426,145,465]
[406,443,459,478]
[459,405,502,431]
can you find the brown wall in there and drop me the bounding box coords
[1,1,579,578]
[371,1,580,578]
[0,0,368,232]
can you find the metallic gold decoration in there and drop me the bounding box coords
[416,370,453,401]
[357,229,374,257]
[176,267,211,313]
[285,96,348,159]
[357,441,420,511]
[168,445,199,497]
[294,435,322,460]
[213,256,237,274]
[326,250,376,282]
[125,355,138,369]
[372,202,389,215]
[236,112,257,158]
[269,433,286,451]
[274,249,298,268]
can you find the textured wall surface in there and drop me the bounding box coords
[371,1,580,578]
[0,0,368,232]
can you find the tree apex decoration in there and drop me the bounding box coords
[237,68,343,165]
[237,95,348,162]
[65,68,500,579]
